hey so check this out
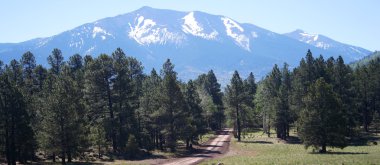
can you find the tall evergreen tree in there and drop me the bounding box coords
[47,48,64,75]
[0,76,36,164]
[226,71,244,141]
[299,78,347,153]
[40,66,87,163]
[159,59,187,151]
[278,63,291,139]
[84,54,117,153]
[20,51,37,94]
[184,80,207,149]
[138,69,162,150]
[240,72,257,135]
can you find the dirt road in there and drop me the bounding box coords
[160,129,232,165]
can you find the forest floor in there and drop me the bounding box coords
[202,129,380,165]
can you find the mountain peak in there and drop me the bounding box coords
[137,6,154,11]
[293,29,305,34]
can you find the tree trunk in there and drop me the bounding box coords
[320,145,327,153]
[98,144,101,159]
[61,151,66,164]
[67,150,72,163]
[10,114,16,165]
[286,124,290,137]
[236,104,241,142]
[107,83,117,153]
[186,139,190,150]
[363,82,369,132]
[53,152,56,162]
[159,134,164,151]
[267,116,271,137]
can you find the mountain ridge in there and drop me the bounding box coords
[0,6,371,84]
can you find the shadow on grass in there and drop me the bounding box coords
[285,136,302,144]
[31,162,105,165]
[310,152,369,155]
[239,141,273,144]
[349,134,380,146]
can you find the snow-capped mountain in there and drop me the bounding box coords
[0,6,371,84]
[284,29,370,61]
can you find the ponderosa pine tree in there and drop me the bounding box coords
[299,78,347,153]
[0,75,36,164]
[40,65,87,164]
[34,65,47,92]
[159,59,187,151]
[184,80,207,149]
[225,71,244,141]
[47,48,64,75]
[138,69,162,150]
[20,51,37,94]
[84,54,117,153]
[194,70,224,130]
[241,72,257,135]
[278,63,291,139]
[353,65,371,132]
[332,56,356,136]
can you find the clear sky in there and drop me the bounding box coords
[0,0,379,51]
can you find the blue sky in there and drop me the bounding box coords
[0,0,379,51]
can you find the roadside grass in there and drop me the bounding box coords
[202,129,380,165]
[200,132,216,144]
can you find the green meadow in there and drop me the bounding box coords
[203,130,380,165]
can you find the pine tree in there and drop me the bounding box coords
[0,76,36,164]
[20,51,37,94]
[333,56,356,136]
[112,48,133,151]
[226,71,244,141]
[84,54,117,153]
[34,65,47,92]
[7,60,23,86]
[299,78,347,153]
[278,63,291,139]
[254,79,273,136]
[184,80,207,149]
[373,111,380,135]
[47,48,64,75]
[194,70,224,130]
[353,65,371,132]
[240,72,257,136]
[40,66,87,163]
[159,59,187,151]
[0,60,4,75]
[138,69,162,150]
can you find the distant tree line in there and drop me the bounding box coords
[1,48,380,164]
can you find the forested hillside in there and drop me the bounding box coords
[350,51,380,68]
[1,48,380,164]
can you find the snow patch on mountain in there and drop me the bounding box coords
[128,16,185,45]
[221,17,250,51]
[92,27,113,40]
[86,46,96,54]
[36,37,52,48]
[69,38,84,48]
[299,32,319,43]
[182,12,218,40]
[315,42,330,49]
[251,32,258,38]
